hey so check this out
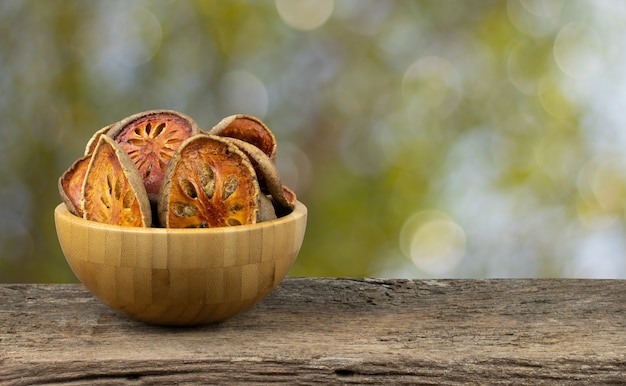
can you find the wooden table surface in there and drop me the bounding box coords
[1,278,625,385]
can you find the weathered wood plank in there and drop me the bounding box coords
[1,278,625,384]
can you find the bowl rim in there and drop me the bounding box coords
[54,201,307,234]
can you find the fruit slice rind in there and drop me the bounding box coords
[84,124,114,156]
[158,134,260,228]
[81,135,152,227]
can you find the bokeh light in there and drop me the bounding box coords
[400,211,466,275]
[276,0,334,31]
[220,70,269,118]
[554,22,604,79]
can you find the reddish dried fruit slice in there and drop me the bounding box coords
[108,110,200,201]
[224,137,296,214]
[58,154,91,217]
[209,114,277,162]
[158,134,260,228]
[81,135,151,227]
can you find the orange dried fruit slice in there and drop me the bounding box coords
[224,137,296,214]
[59,124,115,217]
[209,114,277,162]
[158,134,260,228]
[81,135,151,227]
[108,110,200,201]
[58,154,91,217]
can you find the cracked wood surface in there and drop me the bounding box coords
[1,278,625,384]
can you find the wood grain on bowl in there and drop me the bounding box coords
[54,201,307,326]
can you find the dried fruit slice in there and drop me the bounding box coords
[108,110,200,201]
[81,135,151,227]
[158,134,260,228]
[208,114,277,162]
[59,124,116,217]
[224,137,296,214]
[58,154,91,217]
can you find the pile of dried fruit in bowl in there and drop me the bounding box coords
[58,110,296,228]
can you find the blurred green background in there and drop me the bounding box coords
[2,0,626,282]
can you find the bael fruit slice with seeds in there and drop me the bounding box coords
[208,114,277,162]
[108,110,200,202]
[81,135,151,227]
[58,154,91,217]
[158,134,260,228]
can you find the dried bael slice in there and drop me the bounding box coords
[82,135,151,227]
[224,137,296,214]
[58,154,91,217]
[59,124,116,217]
[108,110,200,201]
[208,114,277,162]
[158,134,260,228]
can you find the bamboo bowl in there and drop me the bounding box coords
[54,201,307,326]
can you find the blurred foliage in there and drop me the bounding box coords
[1,0,626,282]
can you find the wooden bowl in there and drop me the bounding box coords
[54,201,307,326]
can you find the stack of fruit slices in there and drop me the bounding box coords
[58,110,296,228]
